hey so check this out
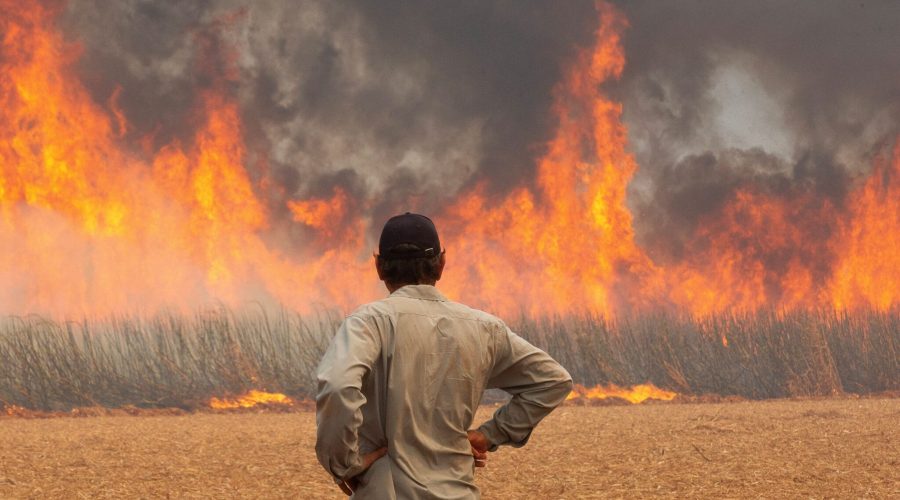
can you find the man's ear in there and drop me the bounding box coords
[375,256,386,281]
[434,250,446,282]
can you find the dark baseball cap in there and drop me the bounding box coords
[378,212,442,259]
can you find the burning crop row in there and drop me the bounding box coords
[209,390,294,410]
[566,383,677,405]
[0,308,896,412]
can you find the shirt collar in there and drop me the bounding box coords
[390,284,448,302]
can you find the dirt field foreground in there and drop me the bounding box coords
[1,398,897,499]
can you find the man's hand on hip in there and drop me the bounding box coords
[467,430,489,468]
[339,447,387,496]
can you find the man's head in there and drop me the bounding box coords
[375,213,445,291]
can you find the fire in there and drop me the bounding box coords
[0,1,897,319]
[566,383,677,404]
[665,188,838,315]
[437,3,662,317]
[829,145,900,310]
[3,404,28,416]
[435,2,899,317]
[208,390,294,409]
[288,187,349,237]
[663,146,900,315]
[0,1,373,316]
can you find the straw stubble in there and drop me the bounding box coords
[1,398,897,498]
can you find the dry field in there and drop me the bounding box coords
[1,399,898,499]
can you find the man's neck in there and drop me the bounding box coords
[385,281,436,293]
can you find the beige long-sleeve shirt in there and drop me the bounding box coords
[315,285,573,499]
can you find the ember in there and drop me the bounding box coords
[566,383,677,404]
[209,390,294,410]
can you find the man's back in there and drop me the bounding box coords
[316,285,573,499]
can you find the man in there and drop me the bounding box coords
[315,212,573,498]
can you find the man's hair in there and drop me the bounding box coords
[377,244,443,286]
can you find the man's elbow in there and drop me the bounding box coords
[559,369,575,403]
[316,372,362,405]
[530,360,573,401]
[525,364,573,408]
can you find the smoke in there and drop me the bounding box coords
[606,0,900,259]
[61,0,596,226]
[60,0,899,245]
[614,0,900,165]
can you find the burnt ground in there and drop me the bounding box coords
[1,398,898,498]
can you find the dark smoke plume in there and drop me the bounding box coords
[607,0,899,258]
[60,0,900,249]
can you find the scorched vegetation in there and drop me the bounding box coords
[1,308,897,411]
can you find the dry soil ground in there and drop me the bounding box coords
[1,398,898,499]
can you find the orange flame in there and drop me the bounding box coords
[0,2,373,316]
[435,2,899,317]
[208,390,294,409]
[288,187,349,236]
[829,145,900,310]
[566,383,677,404]
[664,188,838,315]
[3,404,27,416]
[0,2,897,319]
[437,3,662,317]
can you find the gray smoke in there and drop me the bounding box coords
[607,0,900,259]
[62,0,595,227]
[60,0,900,252]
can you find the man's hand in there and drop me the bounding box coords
[467,430,489,468]
[339,447,387,496]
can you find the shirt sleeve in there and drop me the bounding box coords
[315,314,382,482]
[477,325,573,451]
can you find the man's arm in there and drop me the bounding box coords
[315,314,382,483]
[475,326,573,451]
